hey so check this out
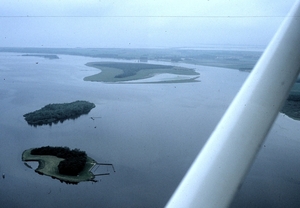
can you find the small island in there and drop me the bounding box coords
[23,100,95,126]
[22,54,59,59]
[22,146,113,184]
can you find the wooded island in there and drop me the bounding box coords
[23,100,95,126]
[22,146,96,184]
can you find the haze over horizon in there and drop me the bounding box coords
[0,0,297,48]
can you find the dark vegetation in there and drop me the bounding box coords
[281,82,300,120]
[23,100,95,126]
[22,54,59,59]
[92,62,173,78]
[31,146,87,176]
[281,94,300,120]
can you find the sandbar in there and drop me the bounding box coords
[84,62,200,83]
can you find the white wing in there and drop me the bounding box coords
[166,1,300,207]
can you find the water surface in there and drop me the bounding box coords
[1,52,300,207]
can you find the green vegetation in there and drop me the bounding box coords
[96,62,174,79]
[22,54,59,59]
[22,147,96,184]
[23,100,95,126]
[31,146,87,176]
[84,62,199,83]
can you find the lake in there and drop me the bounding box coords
[1,52,300,207]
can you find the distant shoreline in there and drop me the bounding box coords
[21,54,59,59]
[0,47,261,71]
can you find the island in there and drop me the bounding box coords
[23,100,95,126]
[22,146,101,184]
[84,62,200,83]
[22,54,59,59]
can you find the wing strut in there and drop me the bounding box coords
[166,1,300,207]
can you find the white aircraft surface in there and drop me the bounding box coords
[167,1,300,207]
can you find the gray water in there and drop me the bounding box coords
[1,52,300,207]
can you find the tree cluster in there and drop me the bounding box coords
[23,100,95,126]
[31,146,87,176]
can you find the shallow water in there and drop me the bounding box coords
[1,52,300,207]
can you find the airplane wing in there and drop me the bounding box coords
[166,1,300,207]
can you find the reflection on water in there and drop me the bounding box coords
[24,162,34,169]
[1,52,300,207]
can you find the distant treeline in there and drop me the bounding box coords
[31,146,87,176]
[23,100,95,126]
[0,47,262,70]
[22,54,59,59]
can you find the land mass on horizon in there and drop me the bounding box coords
[22,54,59,59]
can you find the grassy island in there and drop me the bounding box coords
[84,62,200,83]
[22,146,97,184]
[23,100,95,126]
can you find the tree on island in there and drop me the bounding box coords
[31,146,87,176]
[23,100,95,126]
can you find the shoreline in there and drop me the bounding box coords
[22,149,96,184]
[84,61,200,83]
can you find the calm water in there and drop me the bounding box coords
[1,52,300,207]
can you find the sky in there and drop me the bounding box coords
[0,0,297,48]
